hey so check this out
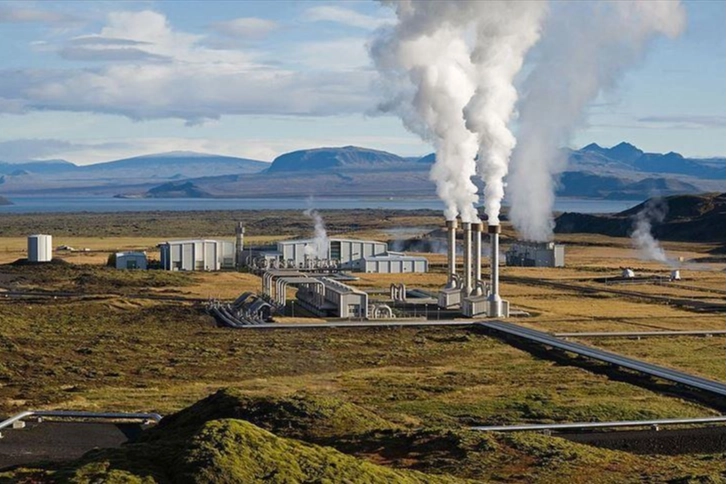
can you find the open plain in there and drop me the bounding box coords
[0,209,724,482]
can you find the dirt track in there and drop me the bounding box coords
[561,426,725,455]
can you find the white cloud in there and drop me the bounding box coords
[0,6,80,25]
[304,5,392,30]
[293,37,371,71]
[0,138,125,162]
[211,17,279,39]
[0,10,374,123]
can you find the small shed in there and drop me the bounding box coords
[116,251,147,270]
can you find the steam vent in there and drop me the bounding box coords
[438,219,510,318]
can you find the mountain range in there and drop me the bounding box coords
[0,143,722,200]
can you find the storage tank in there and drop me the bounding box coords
[27,234,53,262]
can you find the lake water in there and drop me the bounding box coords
[0,196,641,215]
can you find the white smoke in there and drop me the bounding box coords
[370,2,480,222]
[303,208,329,259]
[507,1,686,241]
[631,199,669,264]
[463,1,546,226]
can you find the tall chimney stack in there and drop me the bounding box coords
[462,221,472,297]
[487,224,502,316]
[235,222,245,268]
[472,222,483,295]
[446,219,458,288]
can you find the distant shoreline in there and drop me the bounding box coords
[0,196,641,216]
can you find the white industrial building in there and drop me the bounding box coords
[274,238,427,273]
[115,251,147,270]
[361,253,428,273]
[27,234,52,262]
[506,242,565,268]
[160,239,235,271]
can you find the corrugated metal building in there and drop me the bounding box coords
[505,242,565,268]
[277,238,387,269]
[160,239,235,271]
[115,251,147,270]
[276,238,427,273]
[361,253,428,273]
[27,234,52,262]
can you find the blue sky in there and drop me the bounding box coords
[0,0,723,165]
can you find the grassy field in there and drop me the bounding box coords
[0,209,724,482]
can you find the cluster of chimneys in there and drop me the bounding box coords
[445,219,505,317]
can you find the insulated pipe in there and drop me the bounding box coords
[488,224,502,316]
[473,222,483,296]
[446,220,458,288]
[462,222,472,297]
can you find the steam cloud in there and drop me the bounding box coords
[630,199,676,266]
[303,208,329,259]
[370,2,480,222]
[508,1,685,241]
[463,1,546,226]
[372,1,685,237]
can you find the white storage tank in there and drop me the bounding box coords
[28,234,53,262]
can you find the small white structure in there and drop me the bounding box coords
[670,269,681,281]
[27,234,52,262]
[622,268,635,278]
[160,239,235,271]
[116,251,147,270]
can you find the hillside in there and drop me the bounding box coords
[4,389,722,483]
[0,152,268,195]
[554,192,726,242]
[267,146,408,173]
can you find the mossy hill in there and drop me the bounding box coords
[555,192,726,243]
[2,390,723,483]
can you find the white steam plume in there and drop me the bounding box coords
[508,1,686,241]
[370,2,479,222]
[463,1,546,226]
[303,208,329,259]
[631,199,669,264]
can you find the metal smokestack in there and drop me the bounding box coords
[487,224,502,316]
[235,222,245,268]
[446,219,458,288]
[462,221,472,297]
[473,222,483,295]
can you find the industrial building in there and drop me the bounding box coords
[361,253,428,273]
[115,252,147,270]
[506,242,565,268]
[159,239,235,271]
[27,234,52,263]
[271,238,428,273]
